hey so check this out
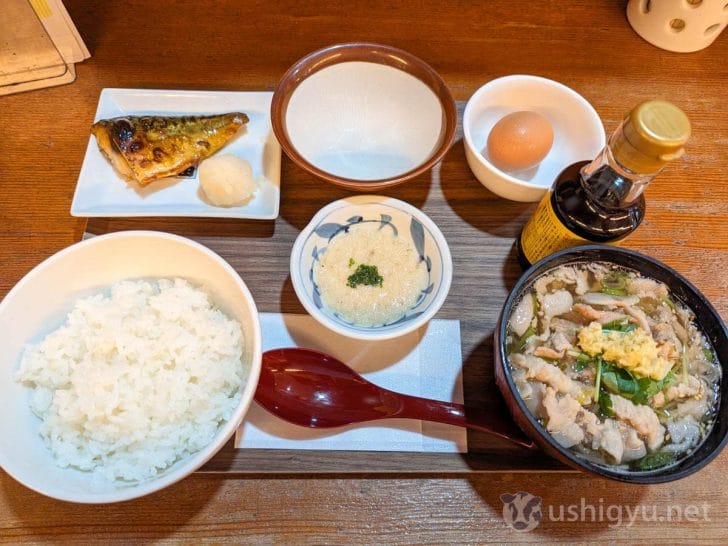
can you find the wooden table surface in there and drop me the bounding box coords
[1,0,727,543]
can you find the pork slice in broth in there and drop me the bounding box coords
[625,305,651,332]
[509,293,535,338]
[610,394,665,451]
[627,277,668,299]
[619,423,647,462]
[664,416,701,453]
[542,290,573,318]
[580,292,640,308]
[542,387,585,448]
[511,354,587,400]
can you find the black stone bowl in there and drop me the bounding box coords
[494,245,728,483]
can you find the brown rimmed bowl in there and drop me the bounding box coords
[494,245,728,483]
[271,42,457,191]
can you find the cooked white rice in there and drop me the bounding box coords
[15,278,246,482]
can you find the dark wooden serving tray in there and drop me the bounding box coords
[84,102,572,474]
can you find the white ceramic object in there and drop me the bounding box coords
[290,195,453,341]
[72,89,281,219]
[627,0,728,53]
[285,61,443,181]
[0,231,262,503]
[463,75,606,202]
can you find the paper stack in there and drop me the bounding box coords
[0,0,90,96]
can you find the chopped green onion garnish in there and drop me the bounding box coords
[601,287,628,296]
[598,391,614,418]
[575,353,593,371]
[510,326,537,354]
[634,451,676,471]
[593,357,603,404]
[602,319,637,333]
[596,362,673,405]
[346,264,383,288]
[601,271,629,296]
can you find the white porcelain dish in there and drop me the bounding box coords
[71,89,281,218]
[0,231,262,503]
[286,61,443,180]
[463,75,606,202]
[290,195,453,340]
[271,43,457,191]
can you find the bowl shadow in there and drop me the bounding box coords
[439,137,534,238]
[3,469,223,539]
[85,216,276,239]
[277,156,433,233]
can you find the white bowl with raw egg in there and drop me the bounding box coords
[463,75,606,202]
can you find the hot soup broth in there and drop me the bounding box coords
[506,263,721,471]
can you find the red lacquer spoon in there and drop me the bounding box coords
[254,348,535,450]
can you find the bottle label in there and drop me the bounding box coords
[520,192,589,264]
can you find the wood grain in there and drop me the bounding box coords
[1,0,727,542]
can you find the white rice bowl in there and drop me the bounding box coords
[0,231,262,503]
[15,278,246,483]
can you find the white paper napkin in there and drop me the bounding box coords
[235,313,467,453]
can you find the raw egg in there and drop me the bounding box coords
[485,110,554,172]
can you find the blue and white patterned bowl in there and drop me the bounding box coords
[290,195,453,340]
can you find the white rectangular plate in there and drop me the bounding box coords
[71,88,281,219]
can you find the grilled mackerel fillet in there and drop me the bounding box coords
[91,112,249,186]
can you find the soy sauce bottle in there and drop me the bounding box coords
[516,100,691,268]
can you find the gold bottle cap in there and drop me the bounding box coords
[611,100,691,173]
